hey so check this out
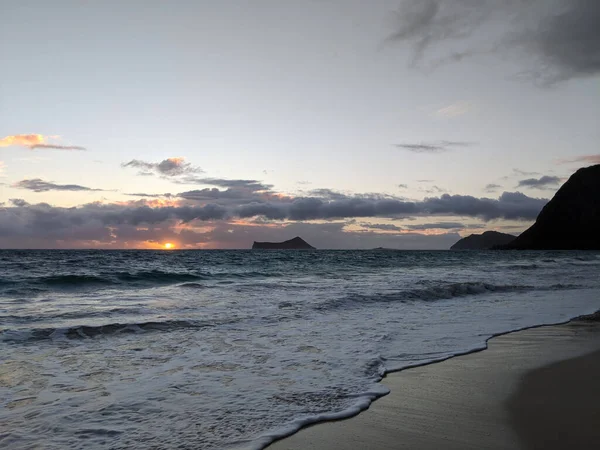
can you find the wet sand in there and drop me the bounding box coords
[268,320,600,450]
[507,348,600,449]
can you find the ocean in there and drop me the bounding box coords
[1,249,599,449]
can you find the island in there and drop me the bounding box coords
[502,164,600,250]
[252,237,316,250]
[451,231,516,250]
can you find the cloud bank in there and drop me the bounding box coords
[0,183,548,248]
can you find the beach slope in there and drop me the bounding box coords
[268,321,600,450]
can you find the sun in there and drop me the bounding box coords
[164,243,174,249]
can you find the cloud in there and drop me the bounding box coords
[125,192,174,198]
[0,134,85,150]
[178,188,257,202]
[398,184,408,189]
[177,177,273,191]
[307,188,353,201]
[176,178,285,206]
[395,141,473,153]
[435,101,472,118]
[9,199,29,207]
[122,157,202,177]
[13,178,104,193]
[558,155,600,165]
[387,0,600,84]
[0,161,5,174]
[405,221,481,231]
[512,168,540,177]
[516,175,562,189]
[234,191,546,222]
[484,183,502,193]
[359,223,404,232]
[420,185,446,194]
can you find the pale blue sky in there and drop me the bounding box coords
[1,0,599,248]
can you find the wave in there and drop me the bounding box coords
[1,269,283,294]
[112,270,204,284]
[316,281,578,311]
[0,318,232,343]
[178,282,206,289]
[39,274,114,287]
[10,271,207,290]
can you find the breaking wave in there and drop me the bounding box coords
[316,281,579,310]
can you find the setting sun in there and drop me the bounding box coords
[164,243,174,249]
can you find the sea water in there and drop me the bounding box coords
[1,250,599,449]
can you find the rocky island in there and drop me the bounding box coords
[451,231,516,250]
[252,237,316,250]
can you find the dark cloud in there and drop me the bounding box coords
[122,157,202,177]
[308,188,353,201]
[405,221,482,231]
[29,144,86,151]
[398,184,408,189]
[125,193,174,198]
[177,178,285,205]
[233,191,546,222]
[9,199,29,207]
[177,177,273,192]
[13,178,104,193]
[178,188,256,202]
[484,183,502,193]
[421,191,547,221]
[388,0,600,84]
[395,140,473,153]
[359,223,404,232]
[517,175,562,189]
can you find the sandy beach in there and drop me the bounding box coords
[268,319,600,450]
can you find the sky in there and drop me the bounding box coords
[1,0,599,249]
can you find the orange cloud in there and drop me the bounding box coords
[0,134,85,150]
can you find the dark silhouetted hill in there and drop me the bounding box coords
[252,237,315,250]
[503,165,600,250]
[451,231,516,250]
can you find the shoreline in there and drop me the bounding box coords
[266,315,600,450]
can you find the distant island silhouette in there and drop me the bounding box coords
[451,231,516,250]
[501,164,600,250]
[252,237,315,250]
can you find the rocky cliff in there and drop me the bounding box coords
[504,164,600,250]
